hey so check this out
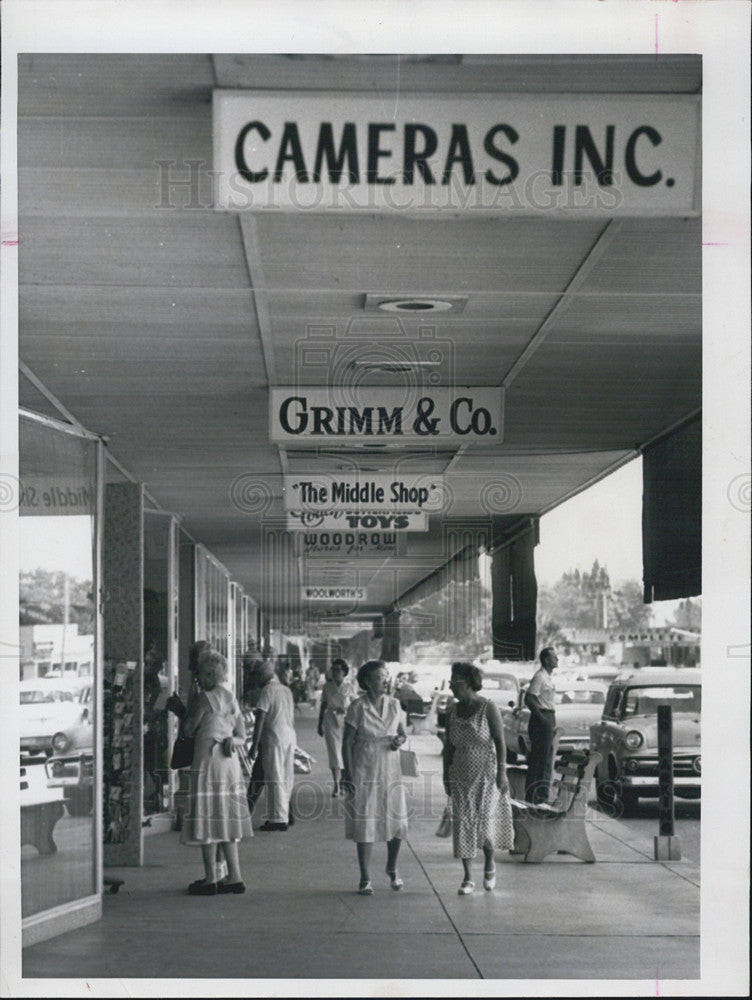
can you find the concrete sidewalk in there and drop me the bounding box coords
[22,706,700,983]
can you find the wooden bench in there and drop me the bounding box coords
[510,749,601,863]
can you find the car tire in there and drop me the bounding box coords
[595,772,617,808]
[65,787,93,818]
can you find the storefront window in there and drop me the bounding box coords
[195,546,229,659]
[19,415,99,918]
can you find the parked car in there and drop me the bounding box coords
[502,679,608,763]
[589,668,702,811]
[20,679,93,756]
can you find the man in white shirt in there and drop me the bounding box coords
[524,647,559,803]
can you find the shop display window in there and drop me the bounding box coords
[19,415,100,919]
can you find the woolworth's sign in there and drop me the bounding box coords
[214,92,699,215]
[301,586,366,603]
[271,387,503,445]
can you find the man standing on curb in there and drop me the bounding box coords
[524,647,559,804]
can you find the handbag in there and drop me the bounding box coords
[169,728,194,769]
[435,797,453,838]
[399,746,420,778]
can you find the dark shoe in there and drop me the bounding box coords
[259,821,287,831]
[217,880,246,894]
[287,812,295,826]
[188,877,207,891]
[188,881,217,896]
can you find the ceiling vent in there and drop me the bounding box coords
[363,293,468,314]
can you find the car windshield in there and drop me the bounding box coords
[556,688,606,705]
[20,690,72,704]
[621,685,701,717]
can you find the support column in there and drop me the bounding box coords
[381,609,401,663]
[491,519,539,661]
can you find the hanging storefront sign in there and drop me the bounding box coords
[271,387,503,446]
[286,509,428,532]
[284,474,445,513]
[296,530,405,557]
[301,585,367,603]
[214,92,699,215]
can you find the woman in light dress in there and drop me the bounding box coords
[317,658,354,796]
[247,658,297,831]
[342,660,408,895]
[180,649,252,895]
[442,661,513,895]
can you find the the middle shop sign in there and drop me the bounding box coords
[271,387,503,445]
[284,474,445,513]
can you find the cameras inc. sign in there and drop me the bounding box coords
[214,92,699,215]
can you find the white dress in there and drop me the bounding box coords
[321,679,354,771]
[180,685,252,845]
[256,676,296,824]
[344,695,408,843]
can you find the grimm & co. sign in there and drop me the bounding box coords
[271,387,503,445]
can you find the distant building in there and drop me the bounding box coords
[19,623,94,681]
[558,626,700,668]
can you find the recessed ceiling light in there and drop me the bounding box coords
[363,292,468,314]
[380,298,452,313]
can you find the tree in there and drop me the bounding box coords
[536,563,652,636]
[19,568,95,633]
[668,597,702,632]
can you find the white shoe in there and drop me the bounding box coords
[458,879,475,895]
[483,869,496,891]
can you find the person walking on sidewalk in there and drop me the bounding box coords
[179,649,252,895]
[247,658,297,831]
[317,658,354,796]
[442,662,513,895]
[524,646,559,804]
[342,660,408,895]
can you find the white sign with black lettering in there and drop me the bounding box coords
[286,510,429,532]
[271,387,503,446]
[302,586,367,603]
[214,92,699,215]
[284,475,445,513]
[298,530,404,557]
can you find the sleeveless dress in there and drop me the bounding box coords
[446,698,513,858]
[344,695,408,843]
[180,685,253,845]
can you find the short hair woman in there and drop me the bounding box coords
[442,661,513,895]
[180,650,252,895]
[342,660,408,895]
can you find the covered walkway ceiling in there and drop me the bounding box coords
[17,54,702,627]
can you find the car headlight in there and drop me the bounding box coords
[624,730,643,749]
[692,755,701,774]
[51,731,71,753]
